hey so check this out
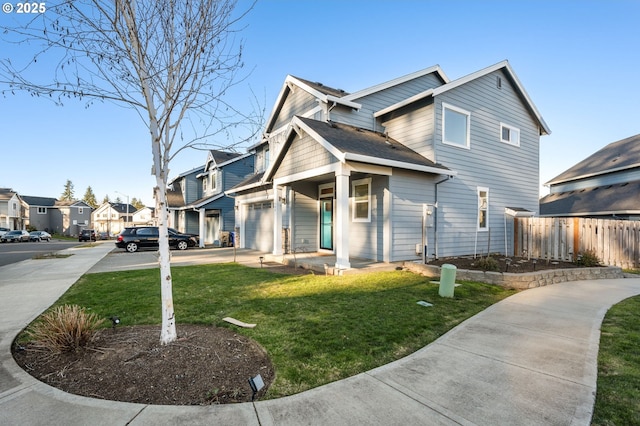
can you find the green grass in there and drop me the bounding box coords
[39,264,516,398]
[592,295,640,425]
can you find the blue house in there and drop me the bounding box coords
[229,61,550,270]
[169,150,254,246]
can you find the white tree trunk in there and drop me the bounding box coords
[155,181,176,344]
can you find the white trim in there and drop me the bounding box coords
[344,153,455,175]
[442,103,471,149]
[37,207,47,214]
[500,122,520,147]
[274,163,341,186]
[352,178,372,223]
[477,187,489,231]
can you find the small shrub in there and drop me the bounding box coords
[474,256,499,272]
[575,249,601,267]
[26,305,105,353]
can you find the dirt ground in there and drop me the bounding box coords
[13,325,274,405]
[428,255,582,273]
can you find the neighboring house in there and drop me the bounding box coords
[540,134,640,219]
[132,206,155,226]
[21,196,93,236]
[168,150,254,246]
[228,60,550,270]
[92,202,136,236]
[0,188,25,230]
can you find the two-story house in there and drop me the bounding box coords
[168,150,254,246]
[540,133,640,219]
[228,61,550,270]
[92,202,136,236]
[21,196,92,236]
[0,188,25,230]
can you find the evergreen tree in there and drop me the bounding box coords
[102,194,111,204]
[83,186,98,208]
[60,179,75,201]
[131,197,146,210]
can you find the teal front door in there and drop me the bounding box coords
[320,198,333,250]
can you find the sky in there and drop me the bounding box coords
[1,0,639,206]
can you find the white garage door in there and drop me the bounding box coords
[244,202,273,252]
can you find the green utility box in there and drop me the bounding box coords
[439,264,457,298]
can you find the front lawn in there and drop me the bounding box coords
[49,264,516,398]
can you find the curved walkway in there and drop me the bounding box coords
[1,242,639,425]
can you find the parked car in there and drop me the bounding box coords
[29,231,52,242]
[1,230,30,243]
[115,226,198,253]
[0,227,9,238]
[98,232,110,240]
[79,229,97,242]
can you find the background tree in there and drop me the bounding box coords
[131,197,146,210]
[102,194,111,204]
[1,0,260,344]
[83,186,98,208]
[60,179,75,201]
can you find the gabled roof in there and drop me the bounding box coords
[21,195,57,207]
[204,150,246,172]
[168,165,205,187]
[0,188,19,201]
[545,134,640,186]
[265,116,454,181]
[109,203,136,214]
[539,180,640,217]
[225,171,267,195]
[374,60,551,136]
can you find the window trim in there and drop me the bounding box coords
[477,187,489,231]
[352,178,371,223]
[37,207,47,214]
[442,102,471,149]
[500,122,520,147]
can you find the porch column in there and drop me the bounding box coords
[198,208,205,248]
[335,168,351,270]
[273,183,283,255]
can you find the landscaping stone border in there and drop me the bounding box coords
[403,262,624,290]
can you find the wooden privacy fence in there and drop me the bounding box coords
[513,217,640,269]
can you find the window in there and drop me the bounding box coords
[500,123,520,146]
[442,103,470,148]
[477,187,489,231]
[352,178,371,222]
[211,171,217,191]
[203,175,208,191]
[37,207,47,214]
[78,207,84,215]
[264,147,270,171]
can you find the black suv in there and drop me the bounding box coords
[79,229,97,242]
[115,227,198,253]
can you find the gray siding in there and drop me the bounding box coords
[274,134,336,179]
[331,73,444,132]
[389,170,436,261]
[272,88,319,130]
[348,175,386,261]
[28,208,51,231]
[433,69,540,257]
[382,101,436,162]
[291,183,318,251]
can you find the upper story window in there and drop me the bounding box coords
[78,207,84,215]
[211,171,217,191]
[352,178,371,222]
[500,123,520,146]
[442,103,470,149]
[37,207,47,214]
[477,187,489,231]
[264,147,270,171]
[203,175,208,192]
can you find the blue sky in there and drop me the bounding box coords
[1,0,639,206]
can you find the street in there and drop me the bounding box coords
[0,240,82,267]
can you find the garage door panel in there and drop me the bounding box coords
[245,202,273,252]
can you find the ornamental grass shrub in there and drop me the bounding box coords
[26,305,105,353]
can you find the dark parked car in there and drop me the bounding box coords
[79,229,97,242]
[1,230,30,243]
[115,226,198,253]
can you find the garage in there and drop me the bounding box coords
[244,201,273,252]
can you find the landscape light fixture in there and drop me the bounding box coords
[532,258,537,271]
[109,316,120,329]
[505,258,512,272]
[259,256,264,268]
[248,374,264,401]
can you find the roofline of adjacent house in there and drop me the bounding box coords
[342,65,449,102]
[539,210,640,218]
[225,180,270,196]
[205,151,251,171]
[374,60,551,136]
[544,163,640,186]
[168,165,205,186]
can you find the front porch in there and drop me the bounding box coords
[264,250,401,275]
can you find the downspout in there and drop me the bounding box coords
[434,175,453,259]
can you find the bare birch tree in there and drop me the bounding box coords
[1,0,260,344]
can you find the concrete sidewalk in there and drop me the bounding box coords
[1,242,640,425]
